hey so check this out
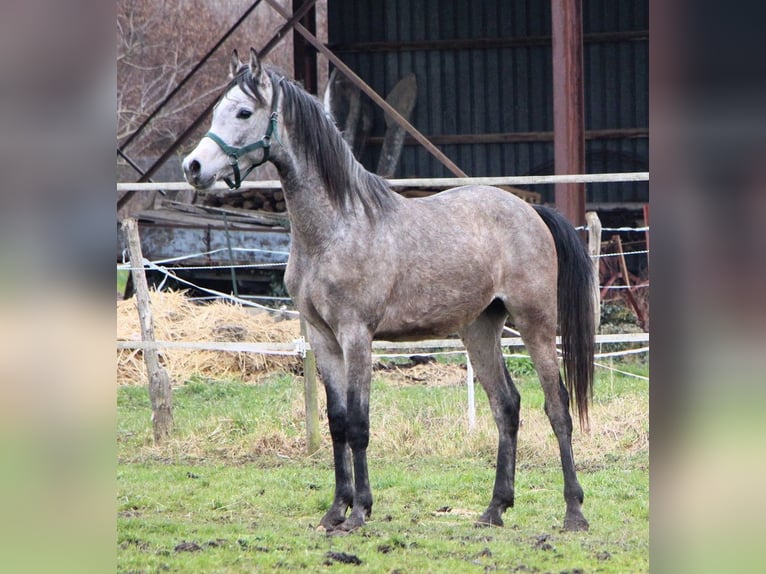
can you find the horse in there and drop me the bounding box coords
[183,48,595,533]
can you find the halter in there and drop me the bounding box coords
[204,76,283,190]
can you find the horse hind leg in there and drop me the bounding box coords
[515,307,589,531]
[459,303,521,527]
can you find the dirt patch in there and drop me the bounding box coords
[374,358,466,387]
[174,541,202,552]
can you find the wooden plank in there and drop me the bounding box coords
[117,172,649,193]
[161,200,290,228]
[117,331,649,353]
[377,73,418,177]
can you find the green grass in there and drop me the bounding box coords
[118,364,648,572]
[117,269,129,297]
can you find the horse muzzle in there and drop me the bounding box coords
[182,152,217,190]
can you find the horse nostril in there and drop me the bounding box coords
[189,159,201,176]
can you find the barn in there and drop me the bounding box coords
[319,0,648,207]
[117,0,648,296]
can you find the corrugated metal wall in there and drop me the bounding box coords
[327,0,648,205]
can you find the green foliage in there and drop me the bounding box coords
[506,356,537,378]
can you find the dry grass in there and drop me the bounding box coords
[117,290,301,386]
[368,381,648,468]
[126,374,647,470]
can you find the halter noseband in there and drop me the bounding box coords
[204,76,283,190]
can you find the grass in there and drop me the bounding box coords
[117,360,648,572]
[117,269,129,297]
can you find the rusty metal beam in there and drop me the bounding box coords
[552,0,586,227]
[264,0,468,178]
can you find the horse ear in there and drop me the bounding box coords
[229,49,241,79]
[248,47,262,81]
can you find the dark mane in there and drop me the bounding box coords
[233,65,396,219]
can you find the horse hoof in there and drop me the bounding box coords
[320,511,347,532]
[475,513,504,528]
[335,513,366,533]
[563,513,589,531]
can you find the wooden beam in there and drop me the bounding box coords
[551,0,586,227]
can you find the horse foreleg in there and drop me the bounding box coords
[310,329,354,530]
[335,329,373,532]
[322,383,354,530]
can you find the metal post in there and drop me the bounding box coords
[551,0,586,227]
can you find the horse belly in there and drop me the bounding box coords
[374,282,494,342]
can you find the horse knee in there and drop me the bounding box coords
[347,415,370,451]
[325,399,348,443]
[501,392,521,432]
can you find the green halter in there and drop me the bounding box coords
[204,77,282,190]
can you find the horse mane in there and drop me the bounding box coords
[233,64,396,220]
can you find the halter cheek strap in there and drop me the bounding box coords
[204,77,283,190]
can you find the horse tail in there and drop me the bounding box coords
[533,205,596,431]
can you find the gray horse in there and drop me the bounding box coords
[183,49,595,533]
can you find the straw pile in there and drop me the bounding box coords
[117,290,301,386]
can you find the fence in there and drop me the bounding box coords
[118,172,649,444]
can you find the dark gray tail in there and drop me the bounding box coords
[533,205,596,430]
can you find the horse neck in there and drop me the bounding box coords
[275,158,345,248]
[274,109,399,248]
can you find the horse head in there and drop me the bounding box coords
[183,48,281,190]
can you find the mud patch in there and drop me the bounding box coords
[532,533,554,551]
[174,541,202,552]
[324,551,362,565]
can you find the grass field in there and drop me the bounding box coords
[117,356,648,572]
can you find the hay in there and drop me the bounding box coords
[117,290,300,386]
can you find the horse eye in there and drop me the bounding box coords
[236,109,252,119]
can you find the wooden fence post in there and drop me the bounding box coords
[586,211,602,332]
[123,218,174,444]
[300,318,321,454]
